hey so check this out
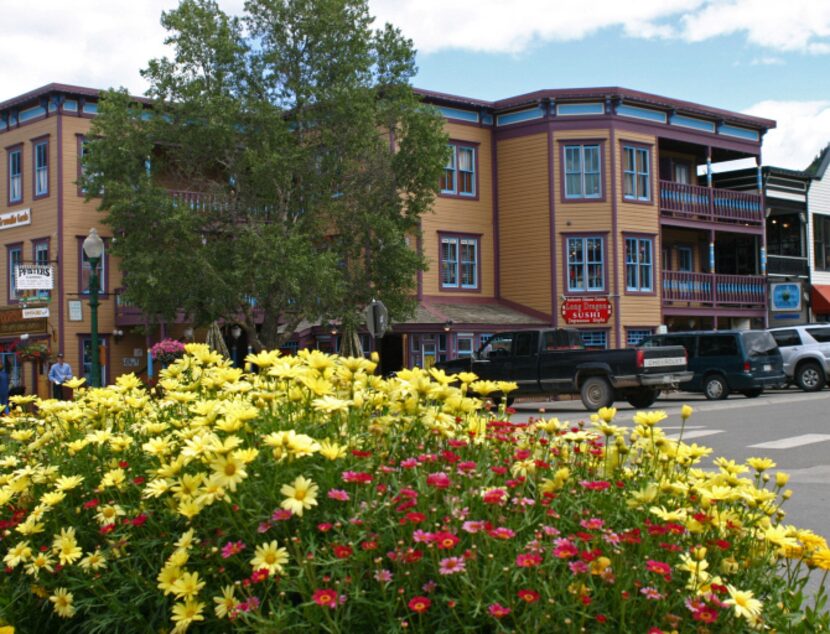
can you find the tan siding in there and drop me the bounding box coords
[423,122,495,297]
[498,133,550,315]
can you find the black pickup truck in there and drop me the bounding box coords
[435,328,692,411]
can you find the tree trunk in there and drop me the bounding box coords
[338,321,363,357]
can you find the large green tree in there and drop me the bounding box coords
[84,0,447,352]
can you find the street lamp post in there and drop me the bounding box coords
[82,228,104,387]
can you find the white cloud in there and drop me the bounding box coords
[369,0,830,56]
[743,100,830,169]
[0,0,245,99]
[369,0,701,54]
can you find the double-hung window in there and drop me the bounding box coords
[7,245,22,301]
[623,145,650,201]
[440,144,476,197]
[625,237,653,292]
[564,144,601,199]
[566,236,604,292]
[8,147,22,204]
[440,235,479,289]
[33,140,48,197]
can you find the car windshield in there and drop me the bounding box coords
[742,331,778,356]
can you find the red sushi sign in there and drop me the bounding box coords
[560,297,612,325]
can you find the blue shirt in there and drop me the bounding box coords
[48,362,73,385]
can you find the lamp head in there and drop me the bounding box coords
[83,228,105,259]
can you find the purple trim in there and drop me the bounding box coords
[557,139,607,204]
[6,143,22,206]
[437,231,483,293]
[547,127,558,326]
[5,242,23,304]
[495,120,551,141]
[31,135,50,200]
[76,235,110,297]
[619,140,654,205]
[621,232,658,297]
[438,140,480,201]
[609,128,621,346]
[560,232,609,296]
[662,306,767,318]
[659,216,764,235]
[491,131,500,299]
[415,86,774,131]
[57,112,64,356]
[76,134,86,197]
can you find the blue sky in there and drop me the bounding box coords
[2,0,828,169]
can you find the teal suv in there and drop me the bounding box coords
[641,330,785,400]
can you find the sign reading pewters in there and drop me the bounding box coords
[15,264,54,290]
[0,208,31,231]
[560,297,612,325]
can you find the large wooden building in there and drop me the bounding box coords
[0,83,775,388]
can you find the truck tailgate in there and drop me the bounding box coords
[640,346,687,374]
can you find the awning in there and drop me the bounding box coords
[811,285,830,314]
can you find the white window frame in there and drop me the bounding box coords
[567,236,604,292]
[8,148,22,204]
[34,140,48,197]
[441,144,477,197]
[625,237,653,292]
[623,145,650,201]
[564,144,601,199]
[441,236,479,289]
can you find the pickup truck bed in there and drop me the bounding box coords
[435,328,692,411]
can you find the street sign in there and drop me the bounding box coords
[364,300,389,339]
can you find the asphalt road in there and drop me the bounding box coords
[510,387,830,601]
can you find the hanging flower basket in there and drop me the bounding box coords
[15,340,51,363]
[150,338,186,366]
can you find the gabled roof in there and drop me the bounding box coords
[806,144,830,179]
[0,82,150,113]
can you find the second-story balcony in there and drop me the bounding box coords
[662,271,767,308]
[659,181,764,228]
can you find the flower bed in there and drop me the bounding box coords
[0,345,827,632]
[150,338,186,366]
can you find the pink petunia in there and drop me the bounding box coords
[488,603,512,618]
[327,488,350,501]
[462,520,487,534]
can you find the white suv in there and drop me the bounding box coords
[768,325,830,391]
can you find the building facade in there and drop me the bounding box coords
[807,145,830,321]
[0,83,776,388]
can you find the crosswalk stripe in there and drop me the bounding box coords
[660,425,706,430]
[748,434,830,449]
[665,429,724,440]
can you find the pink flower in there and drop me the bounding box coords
[374,569,393,583]
[271,509,293,521]
[641,587,665,600]
[568,560,589,574]
[412,529,433,543]
[487,527,515,540]
[426,472,451,489]
[552,538,578,559]
[488,603,512,619]
[439,556,466,575]
[516,552,543,568]
[482,489,507,505]
[221,540,246,559]
[580,518,605,530]
[462,520,487,534]
[517,589,540,603]
[312,589,340,609]
[579,480,611,491]
[342,471,373,484]
[400,458,419,469]
[433,531,460,550]
[457,461,477,473]
[327,489,350,502]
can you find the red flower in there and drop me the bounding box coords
[100,523,116,535]
[332,544,353,559]
[131,513,148,527]
[645,559,672,580]
[341,471,373,484]
[83,498,99,509]
[401,548,423,564]
[517,589,540,603]
[313,588,339,609]
[317,522,334,532]
[433,531,459,550]
[426,472,451,489]
[596,614,607,624]
[408,596,431,613]
[515,552,542,568]
[488,602,512,618]
[692,606,719,623]
[132,476,145,485]
[361,540,378,551]
[404,512,427,524]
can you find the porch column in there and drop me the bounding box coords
[706,147,713,189]
[757,154,769,328]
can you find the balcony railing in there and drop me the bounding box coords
[659,181,763,226]
[662,271,766,307]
